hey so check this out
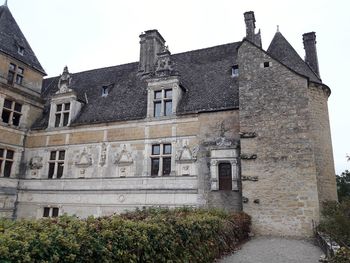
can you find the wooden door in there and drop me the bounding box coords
[219,163,232,190]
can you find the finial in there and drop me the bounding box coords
[4,0,8,6]
[277,25,280,32]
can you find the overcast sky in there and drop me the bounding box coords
[6,0,350,174]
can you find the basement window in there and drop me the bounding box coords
[231,65,239,77]
[263,61,271,68]
[43,207,59,217]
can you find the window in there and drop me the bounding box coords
[54,103,70,127]
[16,67,24,85]
[232,65,239,77]
[18,46,24,56]
[48,150,65,179]
[7,63,24,85]
[263,61,271,68]
[43,207,59,218]
[150,144,172,176]
[101,86,109,97]
[153,89,172,117]
[0,148,14,178]
[1,99,22,127]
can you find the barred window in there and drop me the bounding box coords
[0,148,14,178]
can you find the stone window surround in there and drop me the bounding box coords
[0,147,15,178]
[48,93,82,129]
[210,158,239,191]
[146,77,182,119]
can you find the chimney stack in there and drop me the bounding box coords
[243,11,262,47]
[303,32,320,77]
[139,30,166,74]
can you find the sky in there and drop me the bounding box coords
[5,0,350,174]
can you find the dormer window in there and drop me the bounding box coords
[153,89,172,117]
[101,86,109,97]
[17,46,24,56]
[232,65,239,77]
[54,103,70,127]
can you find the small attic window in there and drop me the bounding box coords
[231,65,239,77]
[263,61,271,68]
[101,86,109,97]
[17,46,24,56]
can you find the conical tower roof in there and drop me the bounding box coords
[0,4,46,74]
[267,31,320,83]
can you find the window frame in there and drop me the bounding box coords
[54,103,71,127]
[153,89,173,117]
[48,150,65,179]
[43,207,59,218]
[7,63,24,86]
[150,143,172,176]
[0,148,15,178]
[1,99,22,127]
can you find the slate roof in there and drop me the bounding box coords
[32,42,240,129]
[267,31,321,84]
[0,5,45,74]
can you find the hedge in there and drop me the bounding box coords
[0,207,251,263]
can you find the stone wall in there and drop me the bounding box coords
[16,110,242,218]
[307,84,337,203]
[238,41,320,236]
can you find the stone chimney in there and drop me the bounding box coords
[139,30,166,74]
[244,11,262,47]
[303,32,320,77]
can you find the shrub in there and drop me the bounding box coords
[0,208,251,263]
[319,199,350,247]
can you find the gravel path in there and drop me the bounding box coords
[219,236,323,263]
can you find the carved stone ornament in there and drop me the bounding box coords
[155,47,176,77]
[176,145,197,162]
[56,66,73,94]
[215,136,233,147]
[29,156,43,170]
[75,148,92,168]
[115,145,133,165]
[99,142,107,166]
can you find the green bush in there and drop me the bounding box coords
[319,200,350,263]
[319,199,350,247]
[0,207,251,263]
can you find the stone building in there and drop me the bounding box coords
[0,3,337,236]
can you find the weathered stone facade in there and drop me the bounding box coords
[0,5,337,237]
